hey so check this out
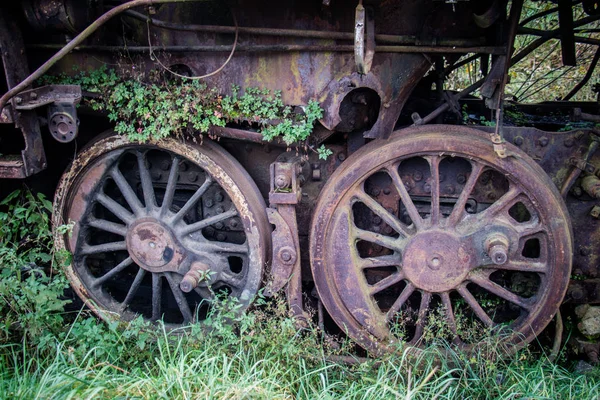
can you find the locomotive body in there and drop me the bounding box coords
[2,0,600,356]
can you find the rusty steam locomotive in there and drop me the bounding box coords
[1,0,600,356]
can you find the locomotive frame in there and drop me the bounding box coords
[1,0,600,356]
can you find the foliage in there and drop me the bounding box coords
[1,190,600,398]
[447,3,600,103]
[0,190,71,349]
[41,67,323,146]
[317,145,334,160]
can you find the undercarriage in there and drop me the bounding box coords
[1,0,600,358]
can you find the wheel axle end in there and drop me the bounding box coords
[486,235,510,265]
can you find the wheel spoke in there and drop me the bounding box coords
[88,218,127,237]
[480,260,547,274]
[515,222,547,239]
[120,268,146,311]
[172,176,213,224]
[353,190,413,238]
[180,208,238,236]
[198,240,249,255]
[165,273,194,322]
[152,273,163,321]
[136,151,156,210]
[411,291,432,345]
[474,186,521,224]
[440,292,459,339]
[93,257,133,287]
[470,275,531,310]
[354,227,402,251]
[447,162,486,227]
[369,271,406,295]
[110,168,144,215]
[386,282,416,322]
[81,241,128,256]
[217,271,245,289]
[359,254,402,270]
[96,193,135,224]
[427,156,442,227]
[456,285,494,327]
[161,156,180,216]
[386,165,424,231]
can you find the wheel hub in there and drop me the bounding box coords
[126,218,183,272]
[403,230,473,292]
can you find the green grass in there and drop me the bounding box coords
[2,190,600,399]
[0,305,600,400]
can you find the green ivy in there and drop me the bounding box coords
[0,190,72,349]
[41,67,325,148]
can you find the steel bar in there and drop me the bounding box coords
[560,138,599,198]
[564,46,600,100]
[124,9,485,47]
[558,0,577,66]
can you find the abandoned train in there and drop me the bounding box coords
[1,0,600,356]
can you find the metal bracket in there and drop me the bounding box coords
[12,85,81,111]
[266,157,306,322]
[570,157,597,174]
[354,1,375,75]
[264,208,298,297]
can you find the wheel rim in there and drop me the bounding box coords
[53,135,269,327]
[310,126,572,352]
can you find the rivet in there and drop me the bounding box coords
[514,136,524,146]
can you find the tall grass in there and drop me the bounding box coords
[0,303,599,400]
[2,185,600,400]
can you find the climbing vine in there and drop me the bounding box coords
[41,67,324,148]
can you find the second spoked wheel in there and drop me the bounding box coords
[310,126,572,352]
[53,135,270,327]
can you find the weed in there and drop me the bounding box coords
[1,189,600,399]
[40,67,324,148]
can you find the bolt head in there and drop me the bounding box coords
[281,251,292,262]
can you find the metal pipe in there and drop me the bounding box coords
[28,43,506,55]
[209,126,289,147]
[124,9,485,47]
[0,0,205,112]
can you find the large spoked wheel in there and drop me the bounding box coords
[310,125,572,353]
[53,135,270,327]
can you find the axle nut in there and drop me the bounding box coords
[278,246,297,265]
[486,235,510,265]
